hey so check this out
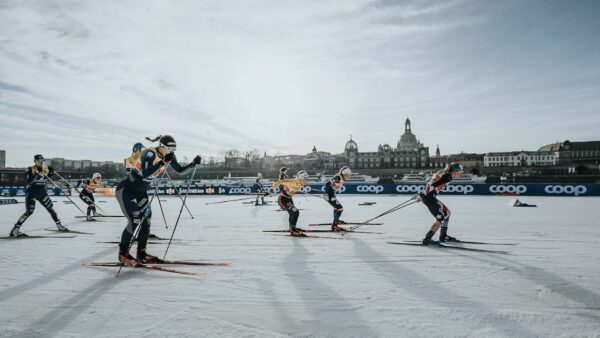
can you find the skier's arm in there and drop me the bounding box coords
[169,154,201,174]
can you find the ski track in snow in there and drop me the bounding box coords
[1,195,599,337]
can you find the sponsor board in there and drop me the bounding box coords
[543,185,587,196]
[0,184,597,196]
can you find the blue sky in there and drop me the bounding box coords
[1,0,599,166]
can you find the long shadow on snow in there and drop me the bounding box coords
[456,252,600,313]
[352,238,538,337]
[8,270,134,338]
[283,238,376,337]
[258,280,301,335]
[0,247,115,304]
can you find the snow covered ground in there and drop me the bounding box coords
[1,194,599,338]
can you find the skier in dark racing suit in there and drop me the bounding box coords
[419,162,464,245]
[116,135,201,266]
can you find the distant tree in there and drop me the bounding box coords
[220,149,241,168]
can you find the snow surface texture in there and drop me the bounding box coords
[0,195,599,338]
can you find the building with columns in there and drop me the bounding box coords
[344,118,430,169]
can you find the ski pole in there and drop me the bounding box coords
[343,195,420,234]
[153,187,169,229]
[45,174,87,215]
[164,166,197,259]
[151,166,170,229]
[115,173,165,277]
[54,172,107,214]
[204,194,266,205]
[164,171,194,219]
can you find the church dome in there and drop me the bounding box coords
[345,137,358,152]
[398,117,419,150]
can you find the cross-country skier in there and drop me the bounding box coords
[266,167,308,236]
[77,172,102,221]
[9,155,68,236]
[125,142,145,173]
[325,166,351,232]
[116,135,201,266]
[254,173,266,205]
[419,162,464,245]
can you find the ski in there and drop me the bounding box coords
[75,215,124,218]
[309,222,383,227]
[387,241,509,254]
[403,240,518,246]
[153,260,230,266]
[263,229,382,234]
[0,235,77,240]
[82,262,205,276]
[45,228,94,235]
[96,241,166,245]
[104,237,201,243]
[268,233,348,240]
[84,260,229,267]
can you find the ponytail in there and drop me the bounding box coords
[145,135,161,143]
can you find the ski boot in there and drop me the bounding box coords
[422,238,438,246]
[86,215,95,221]
[55,221,68,232]
[331,222,346,233]
[118,251,139,267]
[439,234,457,242]
[9,225,27,237]
[137,248,165,264]
[438,226,456,242]
[290,226,306,237]
[422,230,436,245]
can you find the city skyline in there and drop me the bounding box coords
[1,131,595,168]
[1,1,600,167]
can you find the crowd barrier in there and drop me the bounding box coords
[2,183,599,197]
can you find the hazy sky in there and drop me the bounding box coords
[1,0,599,166]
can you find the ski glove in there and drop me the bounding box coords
[141,205,152,218]
[192,155,202,165]
[163,152,174,163]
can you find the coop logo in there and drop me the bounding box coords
[319,185,346,193]
[489,185,527,194]
[544,185,587,196]
[300,186,313,193]
[356,185,385,193]
[395,185,426,193]
[166,188,175,195]
[228,187,252,194]
[441,185,474,195]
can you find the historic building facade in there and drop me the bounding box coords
[484,151,555,167]
[538,140,600,165]
[344,118,430,169]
